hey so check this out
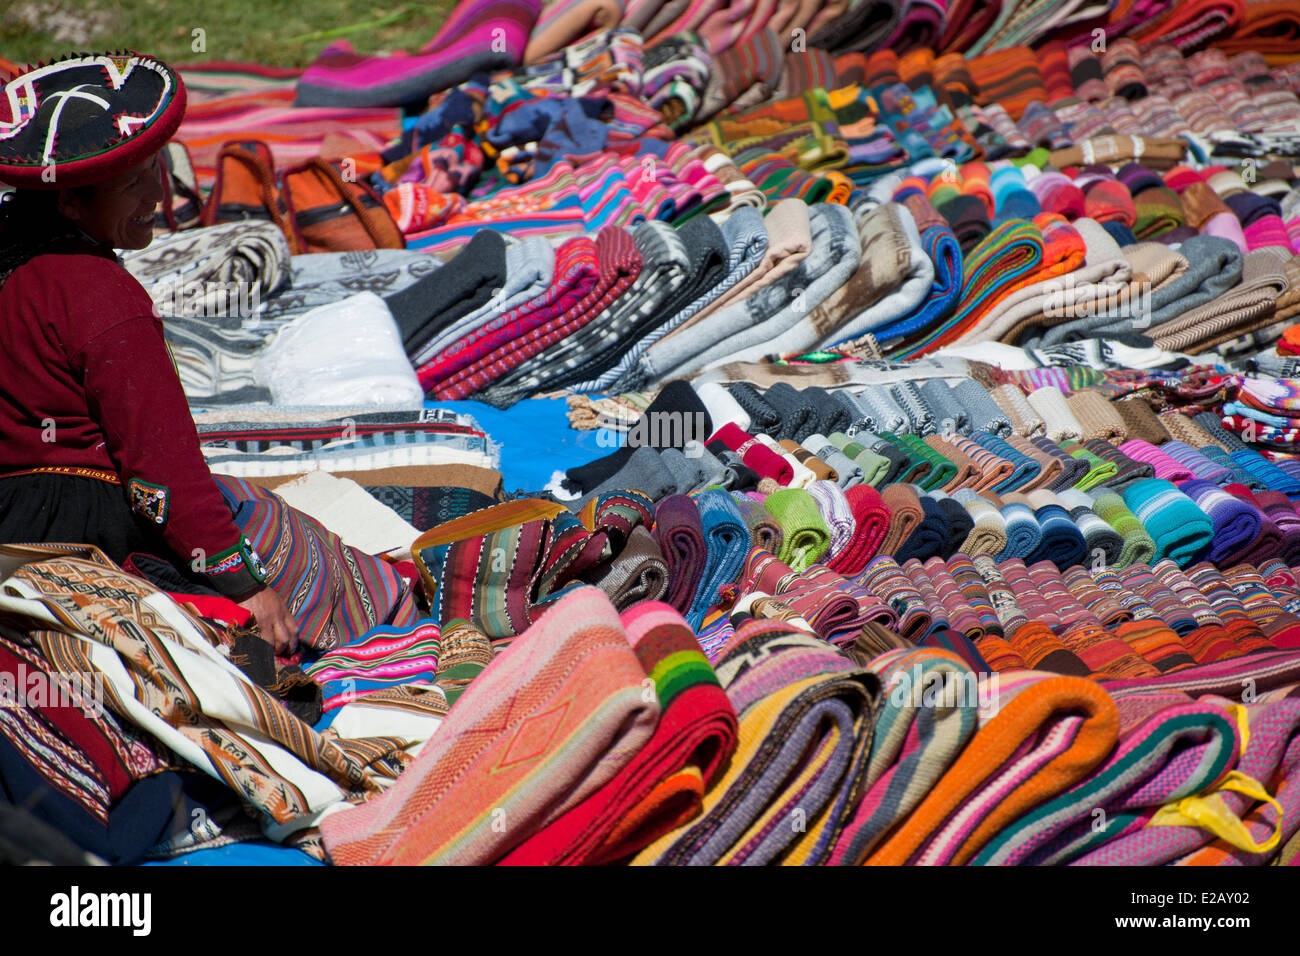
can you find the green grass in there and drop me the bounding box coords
[2,0,457,70]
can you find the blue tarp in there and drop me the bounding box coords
[145,842,323,866]
[429,397,611,493]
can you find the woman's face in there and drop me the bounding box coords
[58,153,165,250]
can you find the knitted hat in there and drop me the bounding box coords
[0,52,187,189]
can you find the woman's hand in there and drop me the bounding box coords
[237,587,300,655]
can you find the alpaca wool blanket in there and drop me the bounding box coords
[1178,480,1269,567]
[827,648,981,865]
[497,601,738,865]
[413,491,655,641]
[125,220,291,319]
[214,475,419,651]
[648,204,863,378]
[416,237,600,387]
[997,500,1043,560]
[554,215,733,393]
[687,490,752,629]
[413,237,557,365]
[827,484,891,575]
[1121,479,1214,568]
[1173,697,1300,867]
[320,587,659,864]
[632,622,879,866]
[1091,491,1158,568]
[4,553,442,858]
[765,488,832,571]
[1067,697,1300,866]
[525,0,625,64]
[296,0,542,108]
[585,525,671,610]
[482,221,693,404]
[1125,0,1244,52]
[741,549,898,647]
[431,225,642,400]
[0,635,176,865]
[580,208,770,392]
[865,672,1119,865]
[974,698,1241,865]
[303,620,442,712]
[894,218,1045,359]
[653,494,707,615]
[810,0,903,51]
[621,201,811,389]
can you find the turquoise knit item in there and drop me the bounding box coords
[1120,479,1214,568]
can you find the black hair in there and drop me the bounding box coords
[0,186,95,236]
[0,185,100,284]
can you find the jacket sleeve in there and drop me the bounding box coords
[74,290,267,600]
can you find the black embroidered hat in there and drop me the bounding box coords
[0,51,187,189]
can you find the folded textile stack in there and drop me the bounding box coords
[12,0,1300,871]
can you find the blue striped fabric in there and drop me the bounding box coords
[1228,449,1300,496]
[997,501,1043,560]
[971,432,1041,492]
[871,224,963,344]
[894,218,1044,357]
[1026,501,1088,569]
[687,490,752,631]
[1120,478,1214,568]
[1158,441,1234,484]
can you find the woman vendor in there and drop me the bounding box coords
[0,52,299,652]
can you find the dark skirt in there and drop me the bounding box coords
[0,473,216,594]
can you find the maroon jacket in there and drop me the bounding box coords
[0,243,264,598]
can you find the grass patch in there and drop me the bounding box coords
[2,0,457,69]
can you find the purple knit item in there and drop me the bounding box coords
[1255,490,1300,564]
[1177,479,1264,565]
[1158,440,1233,484]
[652,494,706,614]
